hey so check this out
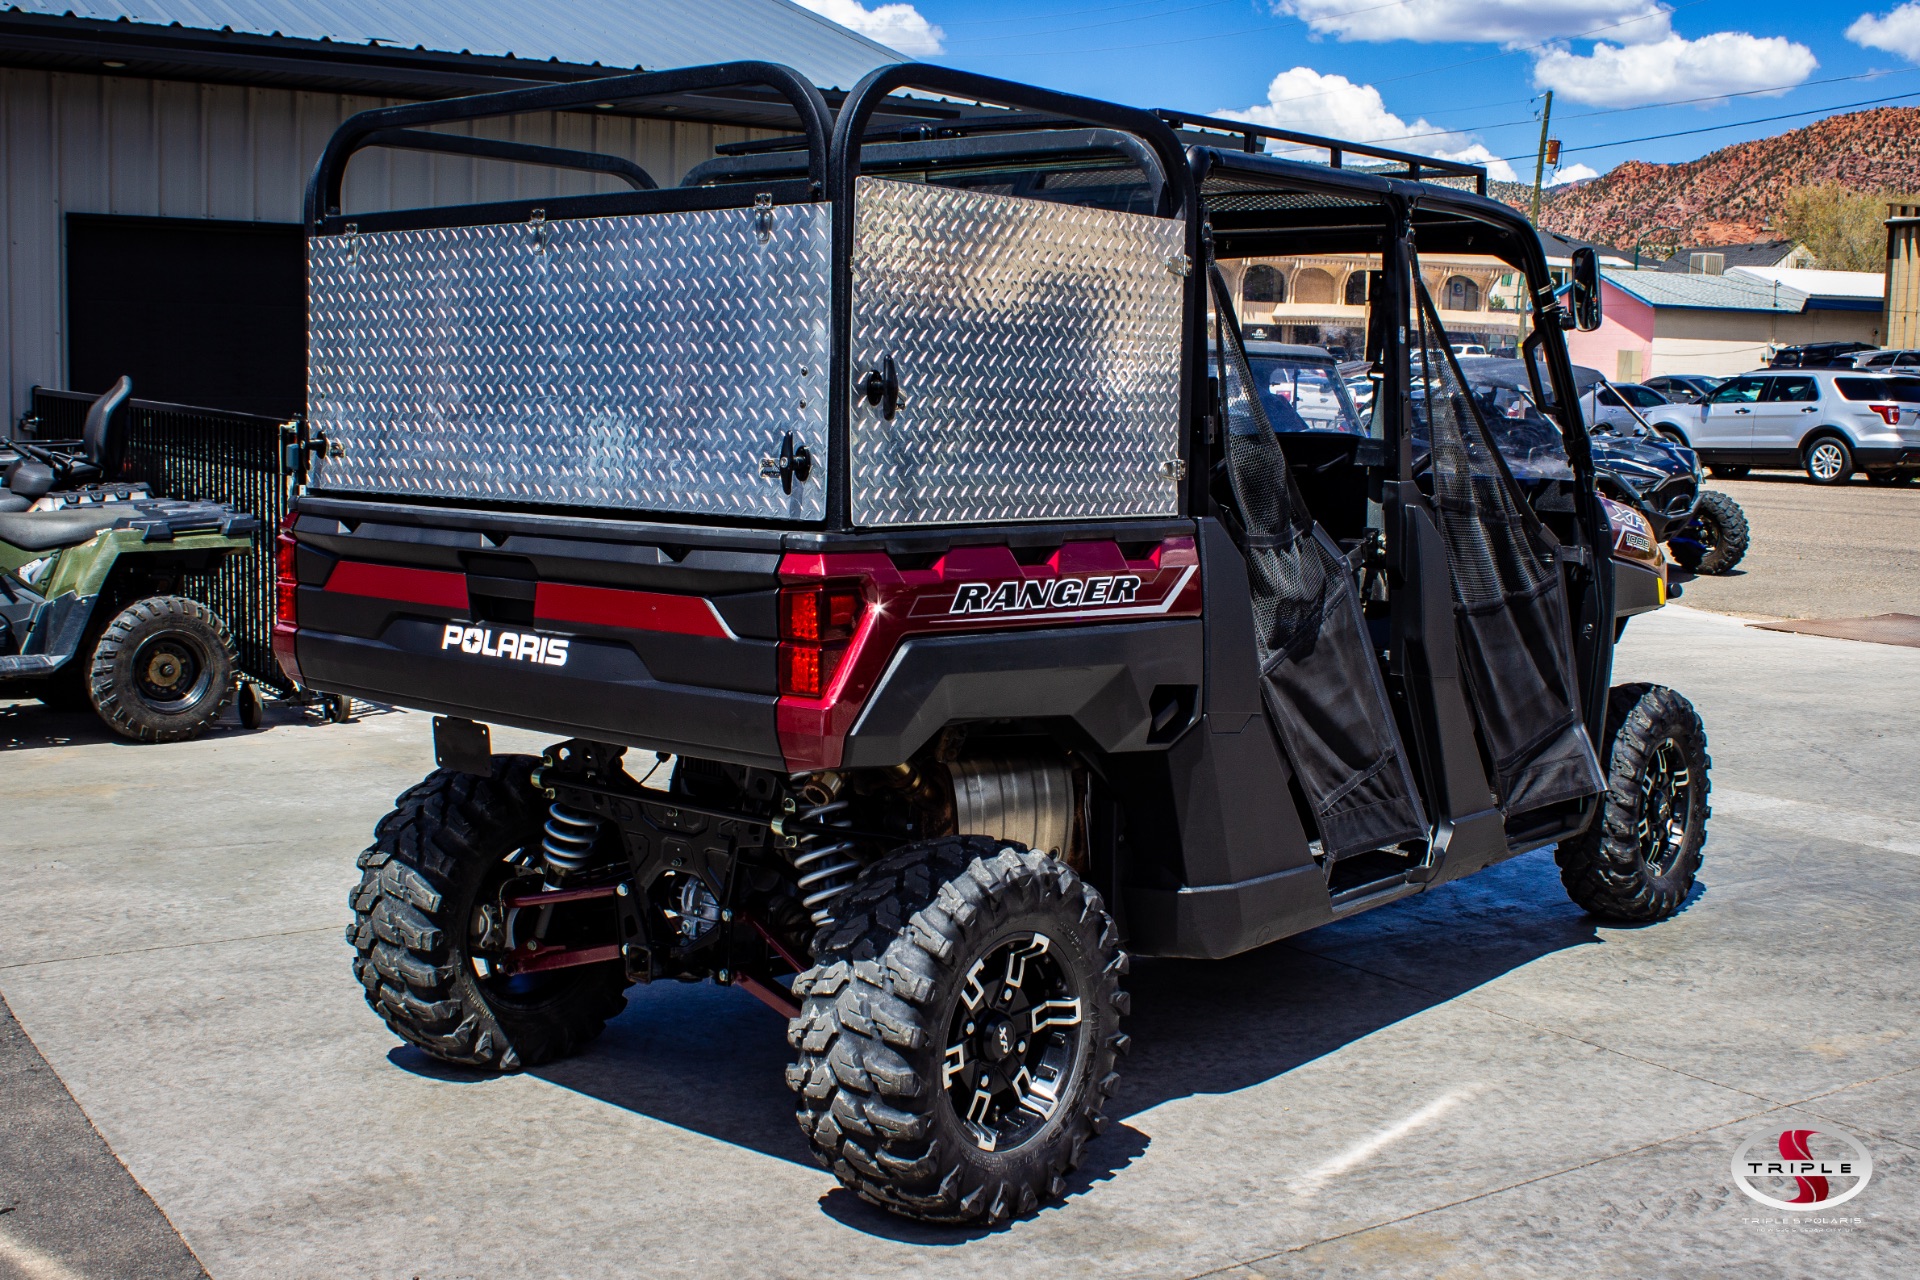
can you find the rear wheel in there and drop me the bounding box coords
[347,757,628,1070]
[86,596,234,742]
[1804,435,1853,485]
[1556,684,1710,924]
[788,836,1128,1225]
[1667,490,1749,575]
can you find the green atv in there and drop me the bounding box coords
[2,379,259,741]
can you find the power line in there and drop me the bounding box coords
[1493,88,1920,162]
[1360,66,1920,148]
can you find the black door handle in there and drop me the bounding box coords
[860,354,901,421]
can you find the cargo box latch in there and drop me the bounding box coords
[760,431,814,494]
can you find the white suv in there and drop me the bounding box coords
[1643,368,1920,485]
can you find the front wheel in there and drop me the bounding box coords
[87,596,235,742]
[1556,684,1710,923]
[1668,490,1750,575]
[1804,436,1853,485]
[347,758,627,1070]
[788,837,1128,1226]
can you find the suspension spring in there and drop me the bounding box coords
[540,800,603,879]
[789,796,860,928]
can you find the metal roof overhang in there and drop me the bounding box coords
[0,9,961,132]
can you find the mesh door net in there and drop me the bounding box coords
[1209,269,1428,860]
[1410,277,1603,814]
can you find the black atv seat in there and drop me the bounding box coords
[0,507,123,552]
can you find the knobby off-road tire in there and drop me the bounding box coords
[86,595,234,742]
[788,836,1129,1226]
[1670,489,1750,575]
[1556,683,1710,923]
[347,757,627,1070]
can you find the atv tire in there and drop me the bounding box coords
[86,596,235,742]
[789,836,1128,1226]
[347,757,628,1070]
[1669,489,1749,575]
[1556,683,1710,924]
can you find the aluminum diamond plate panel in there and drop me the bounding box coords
[849,176,1187,527]
[308,203,831,520]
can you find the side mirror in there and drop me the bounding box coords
[1569,247,1602,332]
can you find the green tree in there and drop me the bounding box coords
[1774,184,1909,272]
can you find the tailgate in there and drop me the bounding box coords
[288,501,786,767]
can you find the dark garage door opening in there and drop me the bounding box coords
[67,214,305,418]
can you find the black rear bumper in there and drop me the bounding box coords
[299,627,783,767]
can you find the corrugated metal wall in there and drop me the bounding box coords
[1889,206,1919,350]
[1,68,767,422]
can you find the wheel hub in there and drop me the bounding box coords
[1636,738,1693,876]
[132,635,205,705]
[942,932,1085,1152]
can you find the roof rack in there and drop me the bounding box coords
[1154,110,1488,196]
[715,110,1074,156]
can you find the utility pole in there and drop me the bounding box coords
[1530,90,1553,226]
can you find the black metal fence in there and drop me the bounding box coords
[21,387,305,693]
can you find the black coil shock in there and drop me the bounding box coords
[540,800,602,879]
[787,787,860,927]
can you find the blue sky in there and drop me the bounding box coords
[797,0,1920,182]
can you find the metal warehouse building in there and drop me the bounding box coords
[0,1,898,423]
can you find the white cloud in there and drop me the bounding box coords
[1549,162,1601,184]
[1277,0,1672,46]
[1222,67,1520,182]
[792,0,944,56]
[1533,32,1817,107]
[1848,2,1920,60]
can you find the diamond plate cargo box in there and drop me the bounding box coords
[848,177,1187,527]
[307,202,831,521]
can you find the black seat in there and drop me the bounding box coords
[6,377,133,498]
[0,507,124,552]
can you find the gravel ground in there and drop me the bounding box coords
[1672,472,1920,619]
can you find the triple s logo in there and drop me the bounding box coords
[1731,1127,1875,1211]
[949,574,1145,615]
[441,623,570,667]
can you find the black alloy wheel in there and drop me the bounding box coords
[1556,683,1710,923]
[942,932,1087,1153]
[1634,737,1695,879]
[789,836,1128,1226]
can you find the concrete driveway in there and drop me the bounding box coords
[1,605,1915,1279]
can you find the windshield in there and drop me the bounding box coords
[1246,353,1365,434]
[1414,360,1574,481]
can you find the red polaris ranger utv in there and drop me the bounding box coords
[286,63,1709,1226]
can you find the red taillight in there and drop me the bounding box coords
[778,582,863,698]
[1868,403,1901,426]
[271,511,304,686]
[275,527,298,624]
